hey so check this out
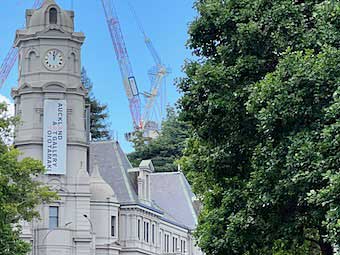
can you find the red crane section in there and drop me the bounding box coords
[0,47,18,88]
[0,0,43,88]
[101,0,142,130]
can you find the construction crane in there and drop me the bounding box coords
[129,3,170,135]
[1,0,168,139]
[0,0,43,88]
[101,0,169,139]
[101,0,142,131]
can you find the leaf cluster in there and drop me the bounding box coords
[178,0,340,254]
[0,105,57,255]
[81,67,112,141]
[128,107,189,172]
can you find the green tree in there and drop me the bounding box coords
[128,107,189,172]
[81,67,111,141]
[0,103,56,255]
[178,0,339,254]
[246,48,339,255]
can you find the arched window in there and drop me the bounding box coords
[28,51,37,73]
[71,52,77,73]
[49,8,57,24]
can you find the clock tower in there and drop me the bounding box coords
[12,1,93,254]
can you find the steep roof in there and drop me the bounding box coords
[150,172,198,230]
[89,141,138,203]
[89,141,198,230]
[89,163,117,202]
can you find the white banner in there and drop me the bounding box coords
[43,100,67,174]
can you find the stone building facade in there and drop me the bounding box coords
[12,1,202,255]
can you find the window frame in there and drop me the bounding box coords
[164,233,170,253]
[143,221,150,243]
[111,216,116,237]
[146,222,149,243]
[181,239,186,253]
[49,8,58,24]
[49,206,59,230]
[137,219,141,240]
[151,224,155,244]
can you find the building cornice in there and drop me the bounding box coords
[15,27,85,47]
[120,203,164,217]
[90,200,120,207]
[12,85,87,98]
[14,140,89,148]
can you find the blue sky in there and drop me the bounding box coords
[0,0,196,152]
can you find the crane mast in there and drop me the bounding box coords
[138,27,170,132]
[101,0,142,130]
[0,0,43,88]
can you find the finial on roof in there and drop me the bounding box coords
[44,0,56,4]
[40,0,56,7]
[77,160,89,178]
[90,163,117,202]
[91,163,101,178]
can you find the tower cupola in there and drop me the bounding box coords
[24,0,74,34]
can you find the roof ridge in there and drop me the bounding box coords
[151,171,180,175]
[178,172,198,224]
[112,142,136,202]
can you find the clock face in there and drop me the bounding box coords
[44,49,64,70]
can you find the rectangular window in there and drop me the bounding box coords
[164,233,169,253]
[175,237,178,252]
[173,237,178,252]
[49,206,59,229]
[181,240,186,253]
[111,216,116,237]
[146,222,149,243]
[144,221,146,241]
[159,231,162,249]
[143,221,150,243]
[152,224,155,244]
[164,234,167,252]
[137,219,141,240]
[167,234,170,252]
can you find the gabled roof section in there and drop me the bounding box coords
[89,141,199,230]
[150,172,198,230]
[89,141,138,203]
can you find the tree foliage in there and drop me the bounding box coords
[81,67,111,141]
[0,103,56,255]
[178,0,339,254]
[128,107,189,172]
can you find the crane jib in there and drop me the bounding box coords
[102,0,142,129]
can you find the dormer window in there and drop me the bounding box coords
[49,8,57,24]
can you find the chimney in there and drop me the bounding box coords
[137,160,154,203]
